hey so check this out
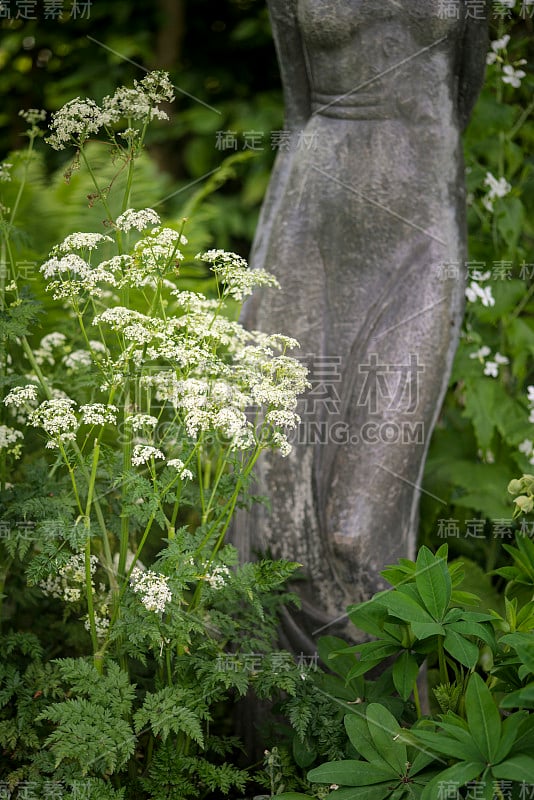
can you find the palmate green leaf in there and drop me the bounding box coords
[415,547,451,621]
[443,629,479,668]
[366,703,408,776]
[410,621,445,640]
[464,673,501,762]
[492,754,534,782]
[376,589,434,625]
[500,683,534,709]
[345,713,391,769]
[318,785,393,800]
[317,636,361,680]
[494,711,529,762]
[392,651,420,701]
[411,728,481,763]
[420,761,483,800]
[307,759,396,786]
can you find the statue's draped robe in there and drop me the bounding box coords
[233,0,488,652]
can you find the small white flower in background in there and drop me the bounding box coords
[131,444,166,466]
[127,414,158,431]
[0,162,12,182]
[527,386,534,404]
[270,432,292,457]
[469,346,491,361]
[482,172,511,213]
[40,553,98,602]
[502,64,527,89]
[29,398,78,448]
[205,565,230,589]
[486,34,510,64]
[62,350,93,369]
[465,281,495,307]
[3,384,39,407]
[19,108,46,126]
[265,410,301,429]
[80,404,118,426]
[166,459,193,480]
[494,352,509,365]
[115,208,161,232]
[519,439,534,466]
[484,361,499,378]
[40,332,67,350]
[0,425,23,457]
[101,71,174,125]
[130,566,172,613]
[197,249,280,300]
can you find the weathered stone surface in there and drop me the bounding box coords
[233,0,488,652]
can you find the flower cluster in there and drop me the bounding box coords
[131,444,165,466]
[3,384,39,408]
[40,553,99,603]
[40,252,117,299]
[486,35,527,88]
[115,208,161,232]
[469,346,509,378]
[0,425,23,458]
[205,565,230,589]
[129,566,172,613]
[465,269,495,307]
[197,249,280,300]
[29,398,78,448]
[80,403,118,426]
[0,162,12,182]
[482,172,512,213]
[46,71,175,151]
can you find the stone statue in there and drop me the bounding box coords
[233,0,488,653]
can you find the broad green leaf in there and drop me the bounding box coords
[392,651,420,701]
[492,754,534,782]
[346,659,382,681]
[367,703,407,775]
[317,636,360,680]
[446,620,496,649]
[494,711,529,763]
[276,795,314,799]
[443,629,479,668]
[412,729,481,763]
[421,761,483,800]
[410,748,439,776]
[410,621,445,640]
[465,673,501,762]
[500,684,534,709]
[320,784,393,800]
[415,547,451,621]
[355,641,402,662]
[376,590,434,625]
[344,714,392,770]
[307,759,395,786]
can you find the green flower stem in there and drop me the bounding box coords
[412,675,422,720]
[118,380,133,580]
[21,336,115,577]
[8,133,36,227]
[78,146,115,229]
[85,440,101,670]
[437,638,448,684]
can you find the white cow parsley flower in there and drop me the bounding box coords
[166,459,193,480]
[55,232,113,253]
[47,97,103,150]
[30,398,78,448]
[205,565,230,589]
[131,444,165,466]
[4,384,39,407]
[115,208,161,232]
[130,566,172,613]
[80,403,118,426]
[0,162,12,182]
[0,425,23,457]
[197,249,280,300]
